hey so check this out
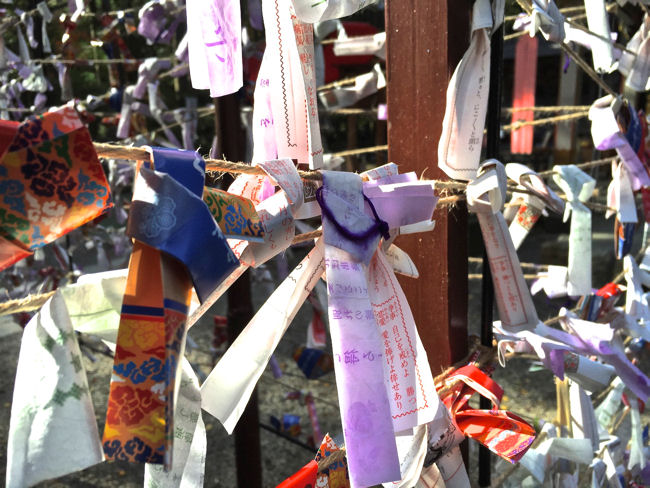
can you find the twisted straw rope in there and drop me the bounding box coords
[0,146,617,317]
[0,290,56,316]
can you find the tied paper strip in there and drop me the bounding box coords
[104,236,191,465]
[368,250,439,431]
[618,14,650,92]
[607,162,638,225]
[505,162,564,250]
[383,424,428,488]
[440,364,536,463]
[322,170,401,487]
[127,148,239,303]
[583,0,615,73]
[333,32,386,59]
[569,380,600,452]
[627,395,646,473]
[144,359,207,488]
[528,0,565,42]
[319,64,386,111]
[104,148,237,467]
[230,158,305,267]
[7,292,103,488]
[589,95,650,190]
[36,2,53,54]
[553,164,596,296]
[262,0,323,169]
[203,187,265,241]
[438,0,493,181]
[292,0,378,23]
[0,104,112,271]
[186,0,243,97]
[134,58,172,99]
[557,310,650,401]
[201,239,325,434]
[466,160,540,332]
[624,255,650,326]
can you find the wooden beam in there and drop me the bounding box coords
[386,0,471,372]
[217,93,263,488]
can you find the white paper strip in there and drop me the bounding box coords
[553,165,596,296]
[583,0,615,72]
[467,160,540,332]
[201,240,325,433]
[145,359,207,488]
[369,250,438,431]
[438,0,493,181]
[7,292,103,488]
[292,0,379,23]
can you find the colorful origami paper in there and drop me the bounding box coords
[439,364,536,463]
[0,104,112,271]
[103,147,238,467]
[202,187,264,241]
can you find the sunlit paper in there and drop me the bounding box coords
[187,0,242,97]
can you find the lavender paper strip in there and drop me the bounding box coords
[323,171,400,487]
[187,0,242,97]
[589,95,650,190]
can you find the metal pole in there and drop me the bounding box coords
[479,20,504,488]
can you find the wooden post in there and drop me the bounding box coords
[216,94,263,488]
[386,1,471,372]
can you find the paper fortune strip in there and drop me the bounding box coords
[322,170,400,487]
[505,162,564,250]
[186,0,242,97]
[7,292,103,488]
[201,239,325,433]
[438,0,493,180]
[0,104,112,271]
[553,164,595,296]
[467,160,539,332]
[583,0,615,73]
[619,14,650,92]
[368,250,439,431]
[104,148,237,467]
[589,95,650,191]
[261,0,323,169]
[144,359,207,488]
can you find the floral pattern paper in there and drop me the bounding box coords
[203,187,264,241]
[0,105,112,271]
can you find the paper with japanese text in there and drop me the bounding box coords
[438,0,493,180]
[467,161,539,332]
[187,0,242,97]
[262,0,323,169]
[369,250,438,431]
[322,170,400,486]
[144,359,206,488]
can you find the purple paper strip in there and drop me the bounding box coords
[187,0,243,97]
[322,171,401,487]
